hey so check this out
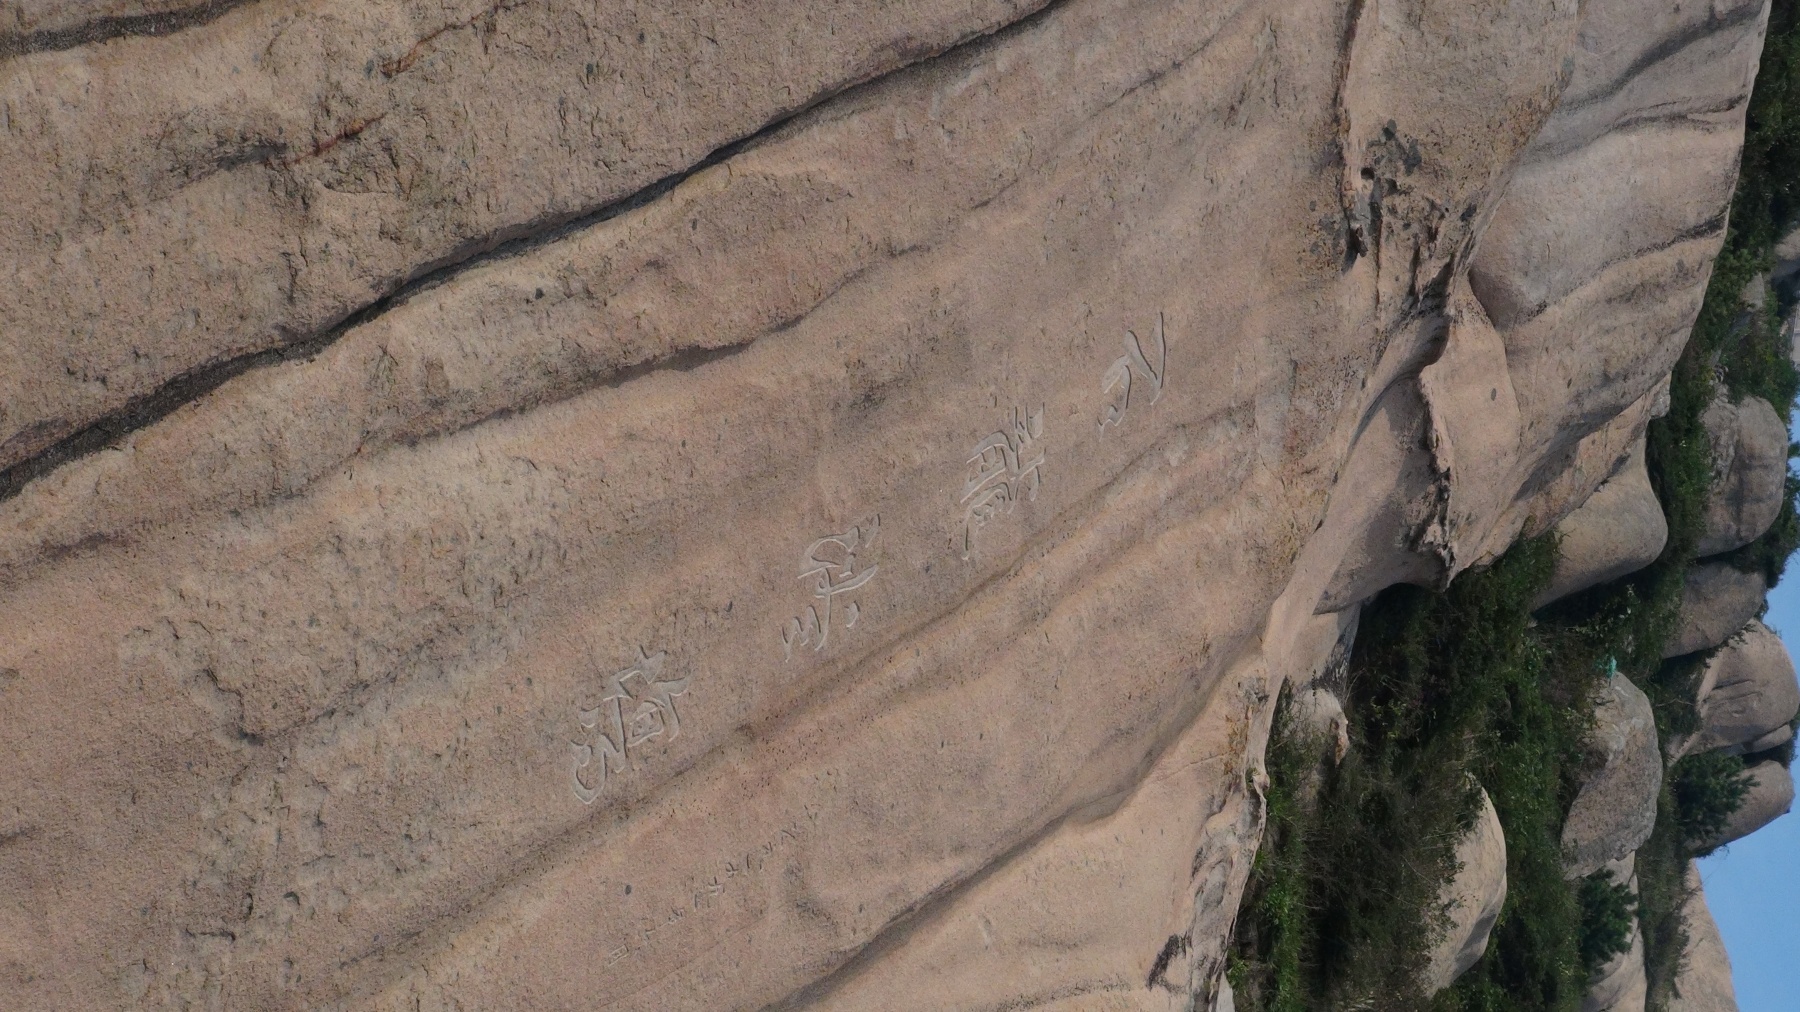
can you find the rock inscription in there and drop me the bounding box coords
[571,648,691,804]
[960,406,1046,559]
[781,518,881,660]
[1099,312,1167,432]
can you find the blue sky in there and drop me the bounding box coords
[1696,548,1800,1010]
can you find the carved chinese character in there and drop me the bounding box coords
[570,648,690,804]
[1099,311,1167,431]
[780,518,880,659]
[960,406,1046,559]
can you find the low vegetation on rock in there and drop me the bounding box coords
[1228,4,1800,1009]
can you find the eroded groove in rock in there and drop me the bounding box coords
[1555,0,1768,117]
[0,0,1063,478]
[0,0,1203,594]
[0,0,262,59]
[0,115,751,511]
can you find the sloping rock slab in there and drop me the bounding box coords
[1667,865,1739,1012]
[0,0,1060,474]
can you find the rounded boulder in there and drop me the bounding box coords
[1537,441,1667,608]
[1706,760,1794,851]
[1562,674,1663,879]
[1696,393,1788,558]
[1424,789,1508,994]
[1664,563,1766,659]
[1689,621,1800,754]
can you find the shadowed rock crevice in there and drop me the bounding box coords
[0,0,263,60]
[0,0,1074,481]
[378,1,528,78]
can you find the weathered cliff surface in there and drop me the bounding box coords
[1668,866,1742,1012]
[0,0,1772,1009]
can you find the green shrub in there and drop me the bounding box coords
[1232,5,1800,1007]
[1576,870,1637,973]
[1231,541,1606,1012]
[1230,693,1324,1012]
[1670,751,1755,854]
[1730,0,1800,289]
[1634,798,1691,1012]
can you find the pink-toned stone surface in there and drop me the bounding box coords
[1668,865,1741,1012]
[0,0,1767,1008]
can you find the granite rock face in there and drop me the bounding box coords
[0,0,1067,475]
[1537,440,1667,607]
[1668,865,1740,1012]
[1696,393,1789,558]
[1583,916,1647,1012]
[1690,621,1800,755]
[1455,0,1765,572]
[1743,721,1794,754]
[1667,563,1768,658]
[1424,789,1509,996]
[0,0,1769,1008]
[1709,759,1795,850]
[1281,685,1351,767]
[1562,675,1663,880]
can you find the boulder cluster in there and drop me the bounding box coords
[1448,379,1796,1009]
